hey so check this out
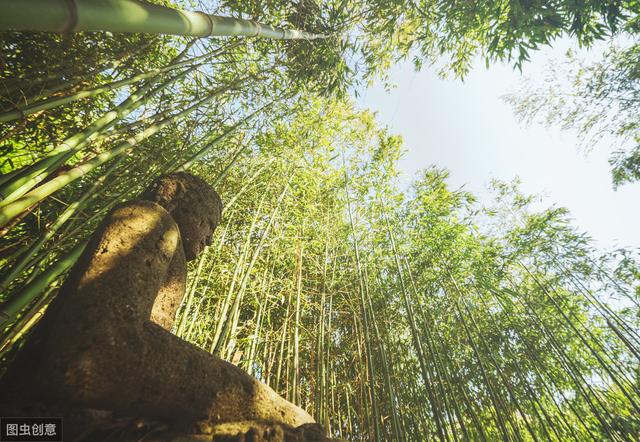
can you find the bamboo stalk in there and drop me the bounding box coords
[0,287,56,355]
[219,179,290,358]
[0,157,124,292]
[293,239,304,405]
[246,267,272,375]
[0,39,199,202]
[0,241,85,326]
[0,42,238,123]
[407,265,488,441]
[0,80,242,228]
[0,0,326,40]
[175,247,209,337]
[0,64,196,204]
[381,209,448,441]
[343,170,382,441]
[497,276,618,438]
[0,39,155,100]
[209,193,266,355]
[176,101,271,173]
[447,273,539,441]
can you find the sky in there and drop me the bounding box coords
[357,39,640,251]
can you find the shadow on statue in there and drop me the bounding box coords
[0,172,335,441]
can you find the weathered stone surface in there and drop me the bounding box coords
[11,415,344,441]
[0,172,325,440]
[174,421,344,442]
[141,172,222,261]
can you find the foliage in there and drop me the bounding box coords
[504,42,640,187]
[215,0,640,89]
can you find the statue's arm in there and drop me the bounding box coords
[151,240,187,331]
[140,323,315,427]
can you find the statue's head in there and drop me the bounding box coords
[142,172,222,261]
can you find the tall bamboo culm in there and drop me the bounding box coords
[0,0,326,40]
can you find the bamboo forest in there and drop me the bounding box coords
[0,0,639,441]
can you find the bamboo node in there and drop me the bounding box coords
[250,20,262,37]
[195,11,214,37]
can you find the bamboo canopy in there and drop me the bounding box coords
[0,0,326,39]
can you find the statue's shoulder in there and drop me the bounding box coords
[108,199,175,222]
[99,199,179,239]
[75,200,182,281]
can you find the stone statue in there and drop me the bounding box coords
[1,172,333,441]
